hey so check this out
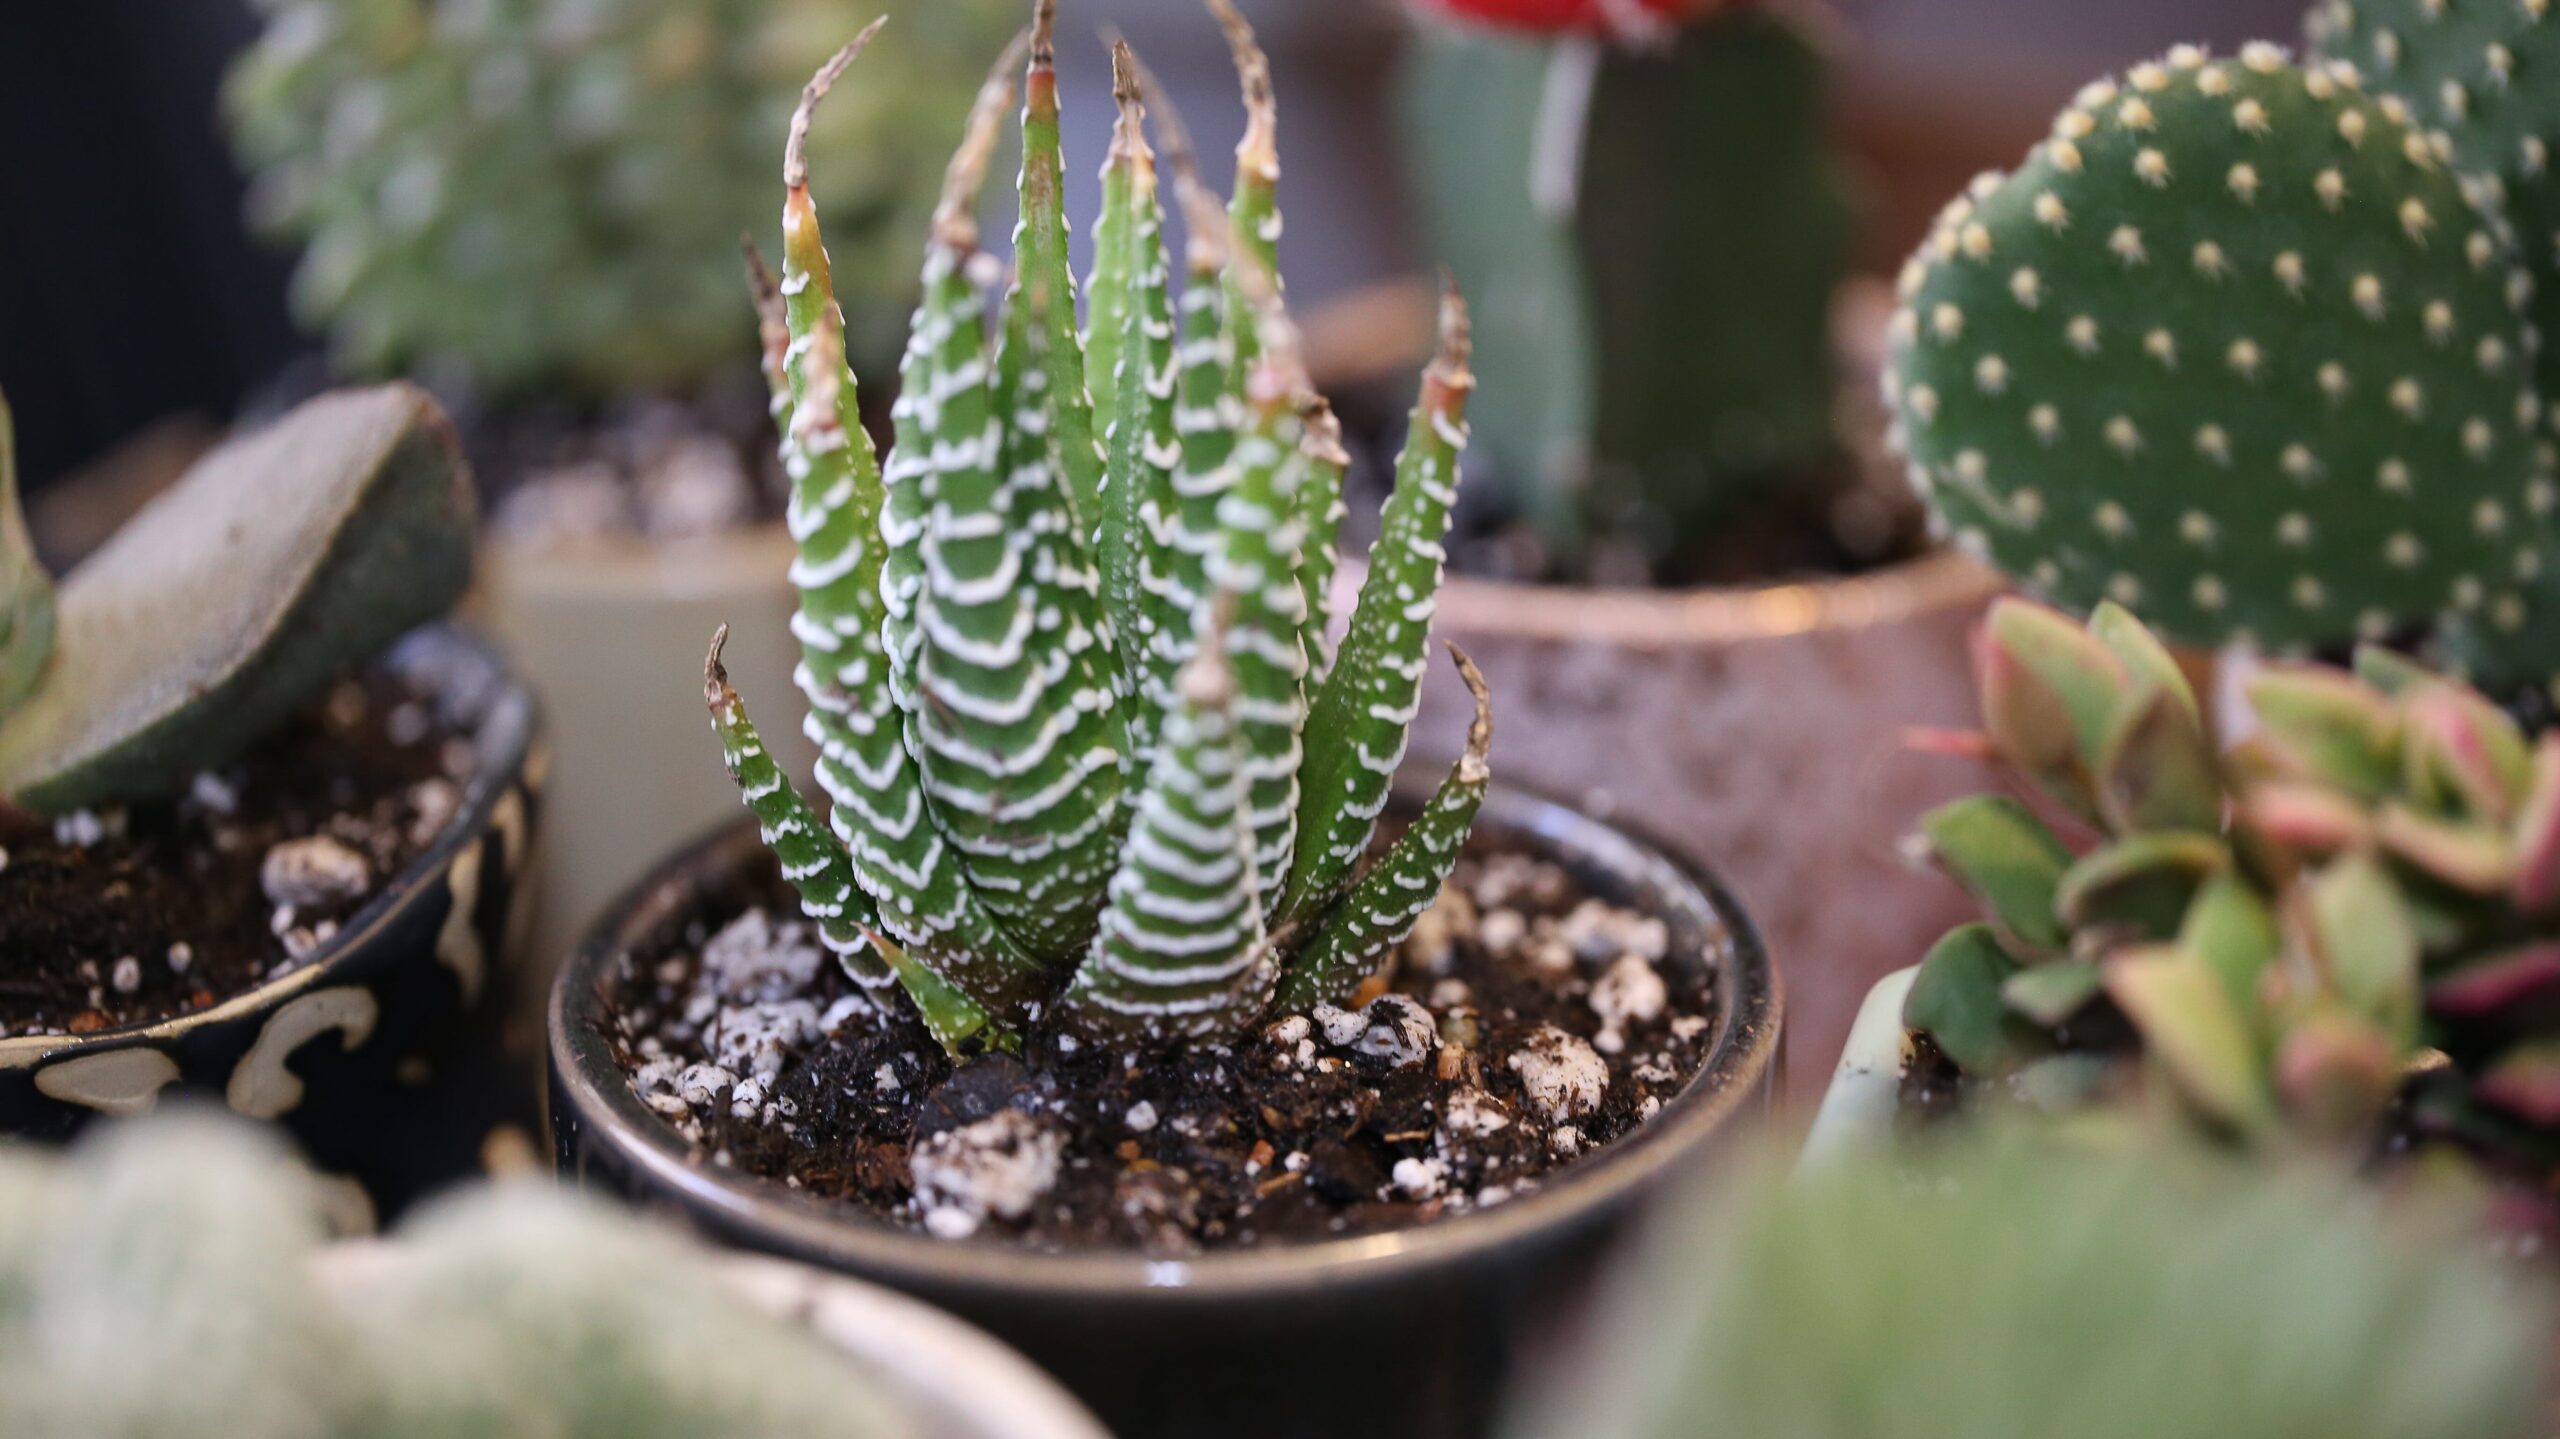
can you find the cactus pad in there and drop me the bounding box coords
[1889,45,2556,669]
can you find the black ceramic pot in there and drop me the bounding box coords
[0,626,543,1213]
[550,784,1781,1439]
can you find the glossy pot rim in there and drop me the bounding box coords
[550,783,1781,1304]
[1424,545,2002,648]
[0,624,541,1066]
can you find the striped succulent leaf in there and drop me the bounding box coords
[0,395,54,722]
[712,3,1488,1057]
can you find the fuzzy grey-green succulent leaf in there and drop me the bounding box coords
[0,384,474,812]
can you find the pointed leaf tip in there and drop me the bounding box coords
[784,17,889,190]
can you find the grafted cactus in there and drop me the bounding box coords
[1888,45,2560,684]
[2311,0,2560,425]
[709,4,1493,1055]
[1909,598,2560,1163]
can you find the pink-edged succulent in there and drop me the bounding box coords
[1906,597,2560,1170]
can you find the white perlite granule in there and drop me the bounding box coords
[1588,952,1669,1053]
[911,1109,1065,1239]
[1507,1025,1608,1123]
[259,835,372,910]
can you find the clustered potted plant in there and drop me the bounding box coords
[223,0,1017,974]
[546,8,1779,1437]
[1517,1120,2550,1439]
[1815,11,2560,1187]
[1396,0,2001,1089]
[0,1111,1102,1438]
[0,382,539,1208]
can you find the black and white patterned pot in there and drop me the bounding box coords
[0,626,544,1213]
[550,783,1782,1439]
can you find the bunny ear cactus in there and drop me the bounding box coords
[1889,45,2560,687]
[709,5,1492,1057]
[1911,597,2560,1160]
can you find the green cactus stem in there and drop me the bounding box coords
[1279,644,1491,1011]
[1281,284,1475,923]
[705,627,1006,1052]
[0,394,54,722]
[0,384,472,812]
[1888,45,2559,683]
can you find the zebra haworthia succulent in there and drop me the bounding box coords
[708,4,1494,1056]
[1887,42,2560,688]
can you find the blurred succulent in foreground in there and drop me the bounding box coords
[0,383,473,813]
[225,0,1015,395]
[1511,1123,2549,1439]
[1403,3,1859,578]
[0,1112,916,1438]
[1908,598,2560,1164]
[708,4,1491,1057]
[1887,43,2560,687]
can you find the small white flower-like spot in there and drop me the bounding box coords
[1975,355,2009,393]
[2278,511,2314,546]
[2105,417,2143,455]
[1933,228,1961,261]
[2108,573,2146,605]
[2423,300,2455,341]
[2359,609,2397,642]
[2145,329,2178,367]
[2109,226,2148,264]
[2033,193,2069,231]
[1897,259,1929,299]
[2404,132,2438,169]
[2119,97,2158,130]
[2282,444,2322,482]
[2029,404,2063,443]
[2275,252,2307,294]
[2228,338,2265,378]
[2531,478,2558,516]
[2167,44,2208,70]
[2235,98,2272,134]
[2525,136,2550,177]
[2193,575,2228,610]
[2319,362,2352,400]
[2057,109,2097,141]
[2338,109,2369,146]
[2193,240,2229,277]
[2529,0,2551,22]
[2442,78,2470,121]
[2129,61,2170,92]
[2378,458,2413,494]
[2134,148,2172,185]
[2480,336,2511,372]
[2077,78,2120,110]
[1933,303,1965,340]
[2509,269,2536,312]
[2468,232,2497,270]
[1961,222,1994,259]
[2385,532,2424,567]
[2390,377,2425,417]
[2012,267,2045,307]
[2010,487,2045,526]
[2229,163,2263,202]
[1953,450,1988,484]
[2521,548,2547,582]
[2401,199,2434,242]
[2466,418,2498,457]
[2315,168,2349,210]
[1890,310,1920,346]
[2068,316,2102,355]
[2196,424,2233,464]
[2199,65,2234,97]
[2180,510,2218,545]
[2379,94,2412,127]
[2478,499,2509,534]
[2241,41,2287,73]
[2354,274,2386,319]
[2294,575,2328,609]
[2489,42,2516,85]
[1906,383,1941,423]
[2095,500,2133,537]
[2454,575,2487,611]
[2304,67,2339,102]
[2494,594,2527,632]
[2373,29,2403,67]
[2052,139,2085,174]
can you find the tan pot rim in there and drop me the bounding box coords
[1427,546,2004,648]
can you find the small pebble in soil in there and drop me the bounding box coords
[259,835,372,911]
[912,1108,1066,1239]
[1508,1025,1609,1123]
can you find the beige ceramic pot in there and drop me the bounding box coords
[473,526,809,990]
[1407,546,2004,1096]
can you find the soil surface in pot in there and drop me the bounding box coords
[596,841,1724,1251]
[0,670,476,1038]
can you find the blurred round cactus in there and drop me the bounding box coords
[224,0,1017,397]
[1513,1124,2550,1439]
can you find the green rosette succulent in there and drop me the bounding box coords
[1887,43,2560,687]
[1909,596,2560,1165]
[706,4,1495,1056]
[225,0,1015,394]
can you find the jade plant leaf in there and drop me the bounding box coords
[2094,683,2221,837]
[2104,946,2276,1136]
[2245,667,2400,803]
[1917,794,2074,952]
[2299,855,2421,1047]
[0,393,54,722]
[2002,960,2103,1029]
[0,385,473,812]
[2055,832,2229,939]
[2177,872,2279,1025]
[1906,923,2032,1075]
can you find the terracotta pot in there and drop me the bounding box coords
[0,626,544,1211]
[548,783,1782,1439]
[473,527,808,993]
[1408,547,2001,1097]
